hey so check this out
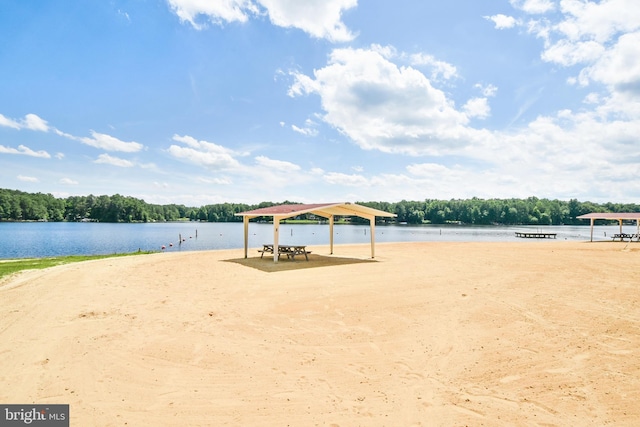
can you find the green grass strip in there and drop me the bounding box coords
[0,251,156,281]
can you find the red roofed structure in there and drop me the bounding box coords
[236,203,396,261]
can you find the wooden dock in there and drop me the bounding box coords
[515,232,557,239]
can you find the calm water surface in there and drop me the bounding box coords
[0,221,627,259]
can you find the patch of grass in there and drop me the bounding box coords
[0,251,157,280]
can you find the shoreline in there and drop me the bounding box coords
[2,236,626,262]
[0,221,626,260]
[1,241,639,425]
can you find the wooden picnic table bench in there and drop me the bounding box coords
[258,244,311,261]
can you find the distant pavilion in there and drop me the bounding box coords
[236,203,396,262]
[576,212,640,241]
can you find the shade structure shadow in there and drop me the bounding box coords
[223,253,377,273]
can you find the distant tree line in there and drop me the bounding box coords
[359,198,640,225]
[0,189,280,223]
[0,189,188,222]
[1,188,638,225]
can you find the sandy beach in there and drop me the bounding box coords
[1,241,639,426]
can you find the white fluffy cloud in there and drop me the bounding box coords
[167,0,258,28]
[255,155,300,172]
[94,153,135,167]
[167,0,356,41]
[168,134,242,170]
[291,124,319,136]
[259,0,357,42]
[323,172,370,187]
[515,0,640,97]
[79,131,144,153]
[0,113,49,131]
[289,46,478,156]
[475,83,498,97]
[409,53,458,81]
[0,114,19,129]
[541,39,605,66]
[485,14,518,29]
[554,0,640,43]
[17,175,39,183]
[283,34,640,202]
[0,144,51,158]
[0,112,146,158]
[23,114,49,132]
[463,98,491,119]
[579,31,640,93]
[510,0,554,14]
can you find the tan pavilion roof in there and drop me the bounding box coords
[236,202,396,220]
[577,213,640,220]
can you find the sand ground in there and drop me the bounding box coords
[1,241,639,426]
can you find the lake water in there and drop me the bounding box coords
[0,221,630,259]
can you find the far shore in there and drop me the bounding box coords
[1,241,639,426]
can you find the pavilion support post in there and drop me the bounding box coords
[243,216,249,258]
[329,216,334,255]
[273,216,282,263]
[369,215,376,258]
[619,219,623,235]
[590,218,594,242]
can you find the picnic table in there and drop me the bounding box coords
[611,233,639,242]
[258,244,311,261]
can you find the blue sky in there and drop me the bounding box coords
[2,0,639,205]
